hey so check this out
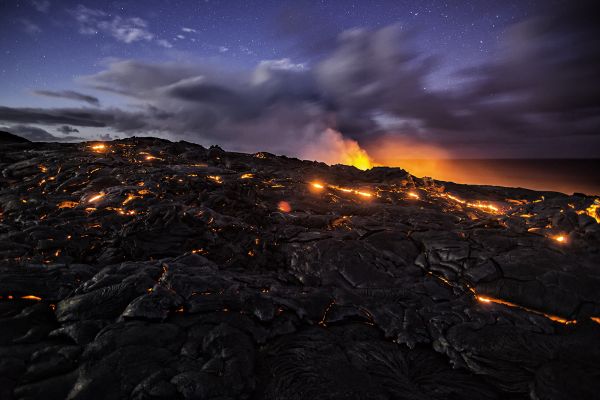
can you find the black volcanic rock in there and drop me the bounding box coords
[0,131,30,144]
[0,137,599,399]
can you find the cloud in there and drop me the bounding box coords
[70,5,172,47]
[0,106,150,132]
[257,58,307,72]
[157,39,173,48]
[56,125,80,134]
[3,2,600,158]
[34,90,100,106]
[31,0,50,13]
[4,125,83,142]
[218,46,229,53]
[182,27,196,33]
[19,19,42,35]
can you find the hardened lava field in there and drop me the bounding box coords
[1,137,600,400]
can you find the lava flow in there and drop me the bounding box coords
[1,136,599,400]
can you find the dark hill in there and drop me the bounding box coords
[0,130,30,144]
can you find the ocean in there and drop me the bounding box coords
[393,159,600,196]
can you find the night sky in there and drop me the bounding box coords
[1,0,598,160]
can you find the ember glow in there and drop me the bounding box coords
[122,194,138,205]
[21,295,42,301]
[87,193,105,203]
[476,295,577,325]
[309,182,373,199]
[90,143,107,152]
[439,193,500,214]
[553,235,567,243]
[578,199,600,223]
[277,201,292,213]
[58,201,79,209]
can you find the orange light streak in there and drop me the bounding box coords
[476,295,576,325]
[88,193,105,203]
[21,295,42,301]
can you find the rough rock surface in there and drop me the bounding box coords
[1,137,599,400]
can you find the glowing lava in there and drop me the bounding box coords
[440,193,500,213]
[577,199,600,223]
[90,143,107,152]
[88,193,105,203]
[122,194,138,205]
[553,235,567,243]
[278,201,292,212]
[21,295,42,301]
[58,201,79,209]
[476,295,576,325]
[309,182,373,198]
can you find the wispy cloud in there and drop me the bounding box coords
[56,125,80,134]
[33,89,100,106]
[182,27,197,33]
[31,0,50,13]
[157,39,173,48]
[69,5,170,47]
[20,19,42,35]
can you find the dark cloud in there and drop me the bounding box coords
[4,125,83,142]
[2,2,600,157]
[33,90,100,106]
[98,133,115,141]
[453,2,600,140]
[56,125,80,134]
[0,106,151,132]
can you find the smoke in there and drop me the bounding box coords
[301,129,373,170]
